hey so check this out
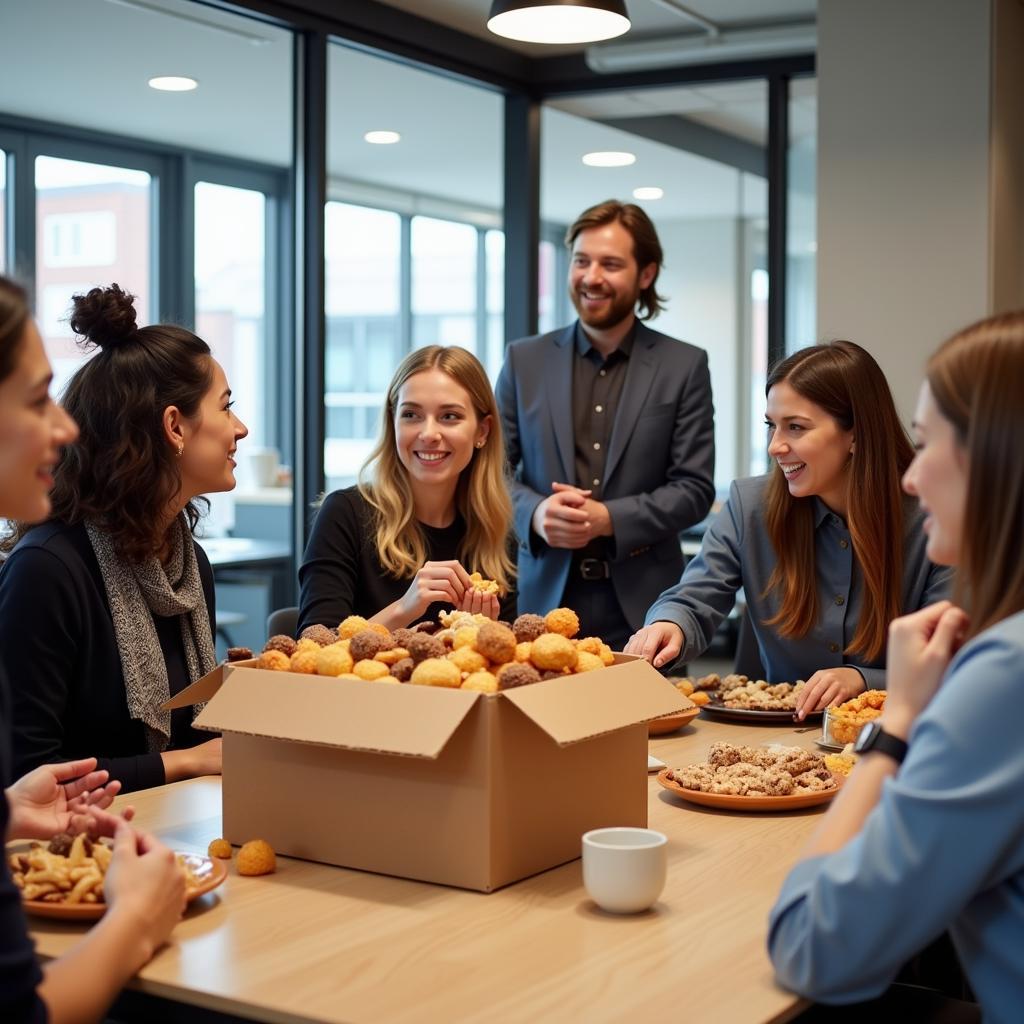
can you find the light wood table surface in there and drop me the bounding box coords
[27,715,827,1024]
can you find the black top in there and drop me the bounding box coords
[0,521,217,793]
[298,487,517,634]
[0,666,47,1024]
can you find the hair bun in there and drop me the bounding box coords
[69,284,138,349]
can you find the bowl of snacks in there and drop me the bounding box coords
[823,689,888,746]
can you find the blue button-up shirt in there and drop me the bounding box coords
[768,610,1024,1021]
[645,475,952,685]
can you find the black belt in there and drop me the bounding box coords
[576,557,610,581]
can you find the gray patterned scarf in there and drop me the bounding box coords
[86,515,217,753]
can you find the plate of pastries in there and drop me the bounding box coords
[673,673,822,721]
[657,742,843,811]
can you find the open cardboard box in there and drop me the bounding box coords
[166,656,690,892]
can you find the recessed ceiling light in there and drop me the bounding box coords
[633,187,664,200]
[148,76,198,92]
[364,130,401,145]
[487,1,630,45]
[582,151,635,167]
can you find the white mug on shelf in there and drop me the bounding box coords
[246,447,280,488]
[582,827,667,914]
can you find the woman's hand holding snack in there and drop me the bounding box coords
[624,621,684,669]
[882,601,969,739]
[397,560,472,622]
[5,757,134,842]
[104,822,186,964]
[795,667,866,720]
[457,587,500,620]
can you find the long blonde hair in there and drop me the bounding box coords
[358,346,515,593]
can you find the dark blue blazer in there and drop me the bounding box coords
[496,320,715,631]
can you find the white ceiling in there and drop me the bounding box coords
[0,0,814,226]
[378,0,817,57]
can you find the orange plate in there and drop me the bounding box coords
[19,850,228,921]
[656,768,840,811]
[647,707,701,736]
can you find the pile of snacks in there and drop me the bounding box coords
[826,690,887,744]
[252,608,615,693]
[665,742,837,797]
[9,833,201,905]
[673,673,805,711]
[823,751,857,777]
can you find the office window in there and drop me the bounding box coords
[411,215,477,352]
[324,202,402,492]
[195,181,268,536]
[325,43,504,492]
[35,155,152,399]
[787,77,817,354]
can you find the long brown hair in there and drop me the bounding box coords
[4,284,212,562]
[763,340,914,660]
[565,199,666,320]
[358,346,514,593]
[0,277,30,384]
[926,312,1024,638]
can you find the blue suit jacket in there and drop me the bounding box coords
[496,321,715,631]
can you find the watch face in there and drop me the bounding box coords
[853,720,880,752]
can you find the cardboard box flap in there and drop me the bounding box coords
[500,658,689,745]
[162,664,225,710]
[193,671,481,758]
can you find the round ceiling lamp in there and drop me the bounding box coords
[487,0,630,45]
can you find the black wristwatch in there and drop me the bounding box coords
[853,720,909,763]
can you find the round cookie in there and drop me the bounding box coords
[544,607,580,639]
[475,623,517,664]
[410,657,462,688]
[530,633,578,671]
[257,649,291,671]
[237,839,276,876]
[512,613,547,643]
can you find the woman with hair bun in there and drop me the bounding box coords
[0,283,248,792]
[299,345,516,633]
[626,340,952,715]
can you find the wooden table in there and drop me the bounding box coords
[28,716,825,1024]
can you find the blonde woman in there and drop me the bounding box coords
[299,346,516,632]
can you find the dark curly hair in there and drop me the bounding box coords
[5,284,213,562]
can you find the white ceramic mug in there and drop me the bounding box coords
[582,827,668,914]
[246,447,280,488]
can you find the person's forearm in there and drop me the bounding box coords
[800,753,897,857]
[39,907,153,1024]
[371,601,414,631]
[159,748,193,785]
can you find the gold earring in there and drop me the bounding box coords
[176,442,184,457]
[476,441,484,449]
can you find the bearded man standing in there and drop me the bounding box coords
[496,199,715,650]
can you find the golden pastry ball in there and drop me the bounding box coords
[448,646,488,674]
[514,641,533,663]
[452,626,479,650]
[316,643,354,677]
[237,839,276,876]
[530,632,578,671]
[461,670,499,693]
[289,649,319,674]
[207,838,232,859]
[410,657,462,688]
[574,651,605,673]
[544,607,580,639]
[338,615,370,639]
[353,659,390,681]
[257,649,291,671]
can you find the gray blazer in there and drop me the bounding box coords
[496,321,715,629]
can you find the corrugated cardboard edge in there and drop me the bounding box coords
[500,656,689,746]
[191,669,482,759]
[161,663,226,710]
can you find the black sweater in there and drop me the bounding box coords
[298,487,517,634]
[0,666,46,1024]
[0,521,216,793]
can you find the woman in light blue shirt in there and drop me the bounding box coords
[626,340,951,715]
[768,312,1024,1022]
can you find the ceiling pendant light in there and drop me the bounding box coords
[488,0,630,45]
